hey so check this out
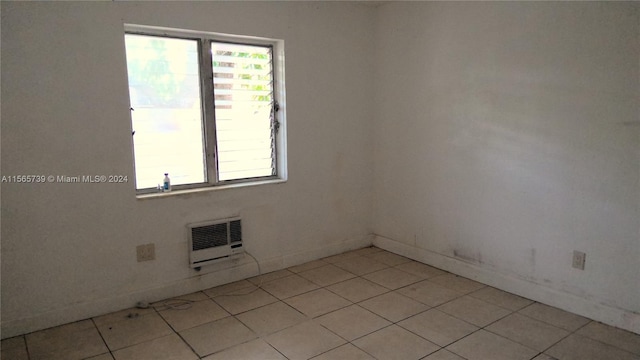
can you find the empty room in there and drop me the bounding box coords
[1,1,638,359]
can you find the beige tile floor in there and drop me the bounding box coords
[3,247,640,360]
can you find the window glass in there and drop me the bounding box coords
[125,34,206,189]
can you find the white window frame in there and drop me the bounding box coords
[124,24,287,194]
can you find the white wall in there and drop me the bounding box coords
[373,2,639,333]
[1,1,375,337]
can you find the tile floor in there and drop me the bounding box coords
[3,247,640,360]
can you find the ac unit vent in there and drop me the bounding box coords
[230,220,242,244]
[187,217,243,268]
[192,223,228,251]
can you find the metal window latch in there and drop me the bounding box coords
[273,119,281,134]
[271,100,281,134]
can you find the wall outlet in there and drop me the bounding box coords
[572,250,586,270]
[136,243,155,262]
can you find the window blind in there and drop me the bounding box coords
[211,42,276,182]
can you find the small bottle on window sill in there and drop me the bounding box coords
[163,173,171,192]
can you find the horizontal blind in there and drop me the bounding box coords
[211,42,275,182]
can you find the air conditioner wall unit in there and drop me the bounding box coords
[187,217,243,268]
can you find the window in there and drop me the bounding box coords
[124,25,286,193]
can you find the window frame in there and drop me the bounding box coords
[124,24,287,195]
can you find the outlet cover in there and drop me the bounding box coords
[572,250,586,270]
[137,243,155,262]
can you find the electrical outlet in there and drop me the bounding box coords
[572,250,586,270]
[137,244,155,262]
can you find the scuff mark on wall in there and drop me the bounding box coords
[453,248,483,264]
[529,248,536,273]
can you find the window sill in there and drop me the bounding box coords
[136,178,286,200]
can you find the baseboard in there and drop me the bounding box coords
[1,233,374,339]
[278,233,374,270]
[373,234,640,335]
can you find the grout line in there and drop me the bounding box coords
[538,320,640,359]
[90,317,114,359]
[24,335,32,360]
[534,319,587,359]
[267,341,290,360]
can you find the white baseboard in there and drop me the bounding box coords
[1,234,374,339]
[373,234,640,335]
